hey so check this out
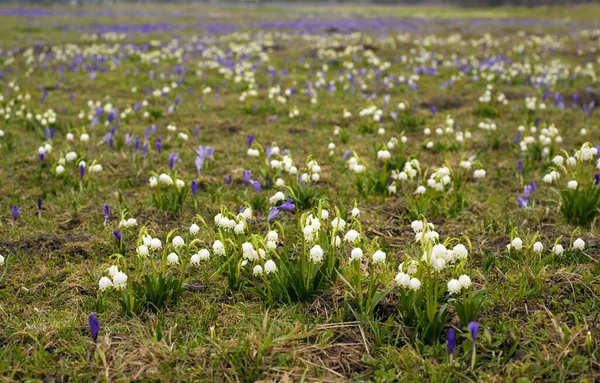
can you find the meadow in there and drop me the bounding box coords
[0,4,600,382]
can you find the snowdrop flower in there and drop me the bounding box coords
[552,244,564,255]
[150,238,162,250]
[473,169,486,179]
[264,260,277,274]
[395,272,410,287]
[567,180,578,190]
[198,249,210,260]
[252,265,263,276]
[138,245,149,256]
[415,185,426,194]
[159,173,174,186]
[189,224,200,234]
[350,248,363,261]
[55,165,65,174]
[176,179,185,189]
[98,276,113,291]
[377,150,391,160]
[372,250,386,264]
[409,277,422,290]
[267,231,278,242]
[65,151,77,162]
[309,245,324,263]
[573,238,585,250]
[331,217,346,231]
[107,265,120,278]
[190,253,201,264]
[213,240,226,255]
[533,242,543,253]
[172,236,185,247]
[432,244,447,259]
[452,275,469,290]
[344,230,360,243]
[113,272,128,289]
[167,252,179,264]
[510,237,523,251]
[351,207,360,217]
[447,279,462,294]
[66,133,74,141]
[275,178,285,187]
[149,176,158,187]
[269,192,286,204]
[411,220,424,233]
[80,133,90,142]
[234,223,245,234]
[452,244,468,259]
[552,155,564,165]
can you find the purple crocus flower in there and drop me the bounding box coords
[38,152,46,161]
[224,175,233,185]
[156,137,162,153]
[447,328,455,355]
[134,136,140,151]
[38,198,42,211]
[195,126,200,137]
[265,146,273,160]
[343,150,352,159]
[169,152,179,170]
[95,107,104,119]
[243,170,252,185]
[113,230,122,244]
[142,143,148,158]
[468,321,479,345]
[514,132,521,144]
[530,180,537,194]
[595,174,600,185]
[277,200,295,212]
[252,180,261,194]
[431,106,437,116]
[11,205,21,222]
[191,180,198,198]
[247,134,254,146]
[518,159,523,174]
[103,204,110,221]
[109,137,114,151]
[79,164,85,179]
[267,207,281,221]
[89,313,100,343]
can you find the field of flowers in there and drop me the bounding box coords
[1,4,600,381]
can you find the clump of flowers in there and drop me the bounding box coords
[148,171,188,213]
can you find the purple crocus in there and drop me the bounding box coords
[103,204,110,221]
[142,143,148,158]
[247,134,255,146]
[267,207,281,221]
[252,180,261,194]
[518,159,523,174]
[113,230,122,244]
[468,321,479,345]
[224,175,233,185]
[447,328,455,355]
[169,152,179,170]
[156,137,162,153]
[134,136,140,152]
[37,198,42,211]
[595,174,600,185]
[277,200,296,212]
[243,170,252,185]
[11,205,21,222]
[79,163,85,179]
[343,150,352,160]
[191,179,198,198]
[89,312,100,343]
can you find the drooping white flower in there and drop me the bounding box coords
[190,253,201,264]
[344,230,360,243]
[532,241,543,253]
[113,271,128,289]
[138,245,149,256]
[552,244,564,255]
[567,180,578,190]
[452,244,468,259]
[309,245,324,263]
[264,260,277,274]
[189,224,200,234]
[213,240,225,255]
[172,236,185,247]
[150,238,162,250]
[372,250,386,264]
[458,274,472,288]
[447,279,462,294]
[351,207,360,217]
[409,277,422,290]
[573,238,585,250]
[350,248,363,261]
[198,249,210,260]
[167,252,179,264]
[252,265,263,276]
[511,237,523,251]
[98,276,113,291]
[395,272,410,287]
[473,169,486,179]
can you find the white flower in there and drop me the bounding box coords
[267,231,278,242]
[552,155,564,165]
[415,185,426,194]
[198,249,210,260]
[107,265,119,278]
[432,244,447,259]
[65,151,77,162]
[176,179,185,189]
[98,276,113,291]
[80,133,90,142]
[172,236,185,247]
[351,207,360,217]
[473,169,486,179]
[573,238,585,250]
[309,245,324,263]
[113,271,128,289]
[411,220,424,233]
[350,248,363,261]
[269,192,286,204]
[138,245,149,256]
[150,238,162,250]
[377,150,391,160]
[552,244,564,255]
[532,241,543,253]
[149,176,158,187]
[452,244,468,259]
[344,229,360,243]
[372,250,386,264]
[55,165,65,174]
[159,173,173,186]
[66,133,74,141]
[190,253,201,264]
[395,272,410,287]
[458,274,472,288]
[321,209,329,220]
[567,180,578,190]
[511,237,523,251]
[447,279,462,294]
[213,240,225,255]
[252,265,263,276]
[331,217,346,231]
[409,277,421,290]
[264,260,277,274]
[167,252,179,264]
[189,223,200,234]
